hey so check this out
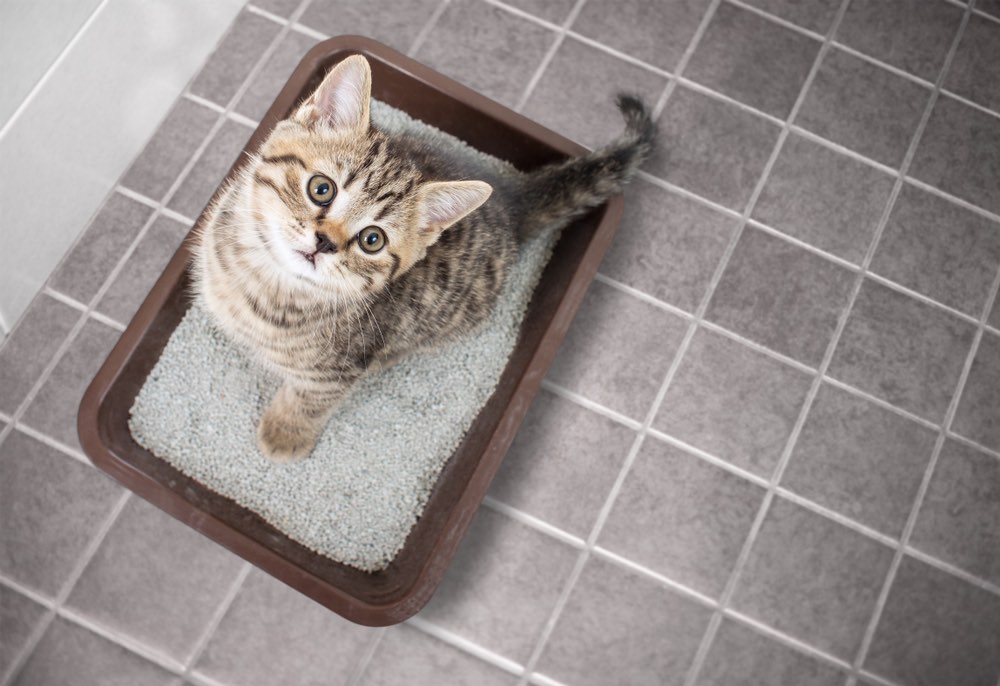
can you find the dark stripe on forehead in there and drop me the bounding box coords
[262,153,306,168]
[388,252,401,280]
[254,171,283,197]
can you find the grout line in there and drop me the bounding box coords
[644,429,771,488]
[864,272,981,326]
[406,0,452,57]
[538,378,644,431]
[786,124,900,175]
[287,20,328,42]
[591,273,694,321]
[902,175,1000,224]
[681,1,861,682]
[904,546,1000,597]
[58,607,187,674]
[182,91,227,114]
[406,616,525,677]
[344,627,388,686]
[744,219,860,271]
[528,672,568,686]
[634,170,743,219]
[820,376,941,432]
[973,5,1000,24]
[512,0,590,113]
[0,311,9,338]
[88,310,126,332]
[772,488,899,548]
[1,491,130,686]
[243,3,286,24]
[846,6,981,681]
[0,0,111,142]
[673,75,786,125]
[180,563,251,674]
[725,0,825,40]
[113,184,160,210]
[653,0,724,120]
[945,429,1000,463]
[13,423,92,467]
[482,496,588,549]
[828,41,936,89]
[589,546,718,608]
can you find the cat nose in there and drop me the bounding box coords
[315,231,337,254]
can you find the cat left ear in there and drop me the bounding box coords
[416,181,493,245]
[294,54,371,133]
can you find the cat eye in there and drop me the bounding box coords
[307,174,336,205]
[357,226,386,254]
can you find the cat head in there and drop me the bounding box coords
[241,54,492,298]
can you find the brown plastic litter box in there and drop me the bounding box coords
[78,35,626,626]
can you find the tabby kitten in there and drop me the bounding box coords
[192,55,655,462]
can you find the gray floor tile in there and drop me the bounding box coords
[685,2,821,118]
[120,99,219,201]
[301,0,442,54]
[361,624,515,686]
[546,280,688,420]
[600,178,738,313]
[648,86,781,210]
[736,0,840,34]
[418,508,578,663]
[97,216,190,325]
[829,279,976,423]
[503,0,576,24]
[49,193,155,306]
[864,556,1000,686]
[65,498,245,663]
[707,227,855,366]
[782,382,937,537]
[195,568,375,686]
[952,331,1000,452]
[731,497,894,659]
[0,295,78,416]
[991,297,1000,330]
[11,617,174,686]
[947,15,1000,113]
[0,431,121,596]
[911,93,1000,217]
[699,618,847,686]
[414,0,555,110]
[836,0,963,81]
[570,0,713,72]
[521,36,668,150]
[536,555,711,686]
[911,439,1000,586]
[21,320,120,451]
[189,10,282,106]
[488,389,634,537]
[871,184,1000,317]
[235,30,316,122]
[752,132,895,264]
[167,119,253,220]
[796,47,931,167]
[0,585,48,676]
[654,327,813,477]
[598,438,765,598]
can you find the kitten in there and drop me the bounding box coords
[192,54,655,463]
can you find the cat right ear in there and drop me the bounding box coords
[294,54,372,134]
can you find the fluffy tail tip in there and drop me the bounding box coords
[615,93,656,149]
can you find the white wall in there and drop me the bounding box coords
[0,0,244,341]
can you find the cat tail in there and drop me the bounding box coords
[515,93,656,239]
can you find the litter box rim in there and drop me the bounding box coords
[79,35,625,626]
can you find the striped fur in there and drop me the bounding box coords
[192,55,655,462]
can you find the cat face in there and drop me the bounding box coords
[240,55,492,300]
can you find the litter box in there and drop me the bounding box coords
[78,35,625,626]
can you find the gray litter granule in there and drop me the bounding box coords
[129,101,559,572]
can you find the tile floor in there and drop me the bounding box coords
[2,0,999,684]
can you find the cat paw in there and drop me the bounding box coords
[256,411,319,463]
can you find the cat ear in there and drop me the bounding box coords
[416,181,493,244]
[295,54,371,133]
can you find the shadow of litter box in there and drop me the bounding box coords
[78,36,624,626]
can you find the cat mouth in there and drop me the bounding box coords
[296,250,319,267]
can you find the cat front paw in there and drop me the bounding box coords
[256,409,320,463]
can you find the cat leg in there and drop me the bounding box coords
[256,380,349,463]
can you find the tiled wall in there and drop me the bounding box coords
[0,0,243,340]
